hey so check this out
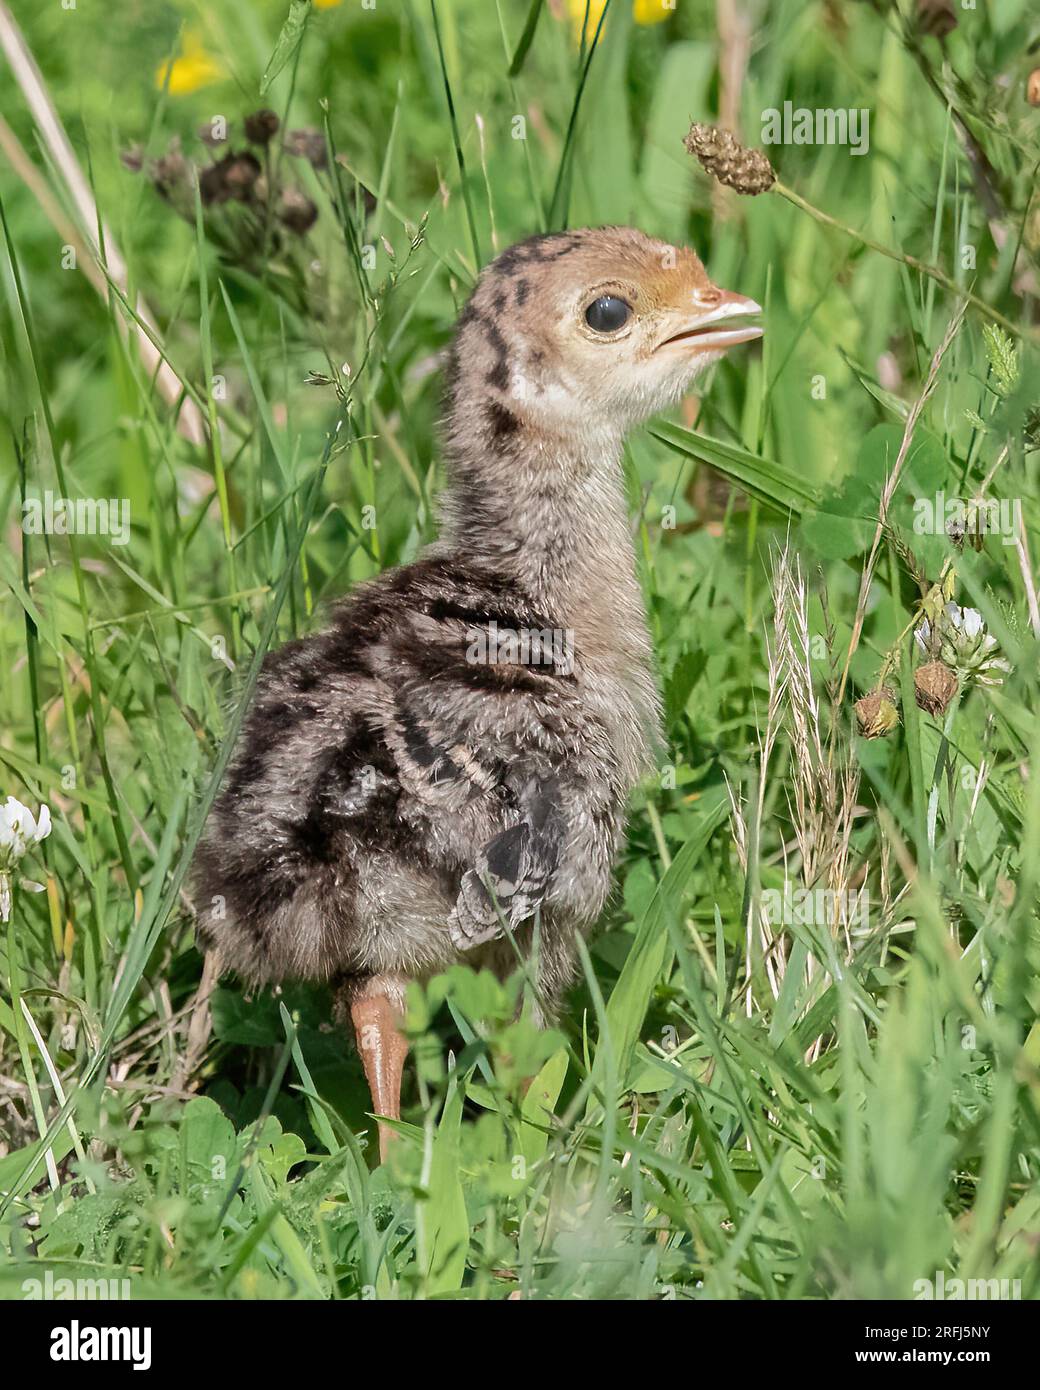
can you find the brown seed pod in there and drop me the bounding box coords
[1028,70,1040,108]
[277,187,319,235]
[854,689,900,739]
[683,123,776,196]
[244,109,280,145]
[914,661,959,715]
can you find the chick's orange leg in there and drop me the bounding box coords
[350,980,409,1163]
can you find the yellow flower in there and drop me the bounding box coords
[632,0,673,23]
[156,29,226,96]
[313,0,343,7]
[565,0,672,37]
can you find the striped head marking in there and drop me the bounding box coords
[448,226,763,443]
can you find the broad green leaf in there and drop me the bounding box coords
[519,1046,567,1168]
[422,1085,468,1296]
[650,422,819,515]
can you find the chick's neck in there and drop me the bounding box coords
[439,412,653,682]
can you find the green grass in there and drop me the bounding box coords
[1,0,1038,1300]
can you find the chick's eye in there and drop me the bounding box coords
[585,295,631,333]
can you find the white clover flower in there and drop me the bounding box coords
[914,604,1011,687]
[0,797,52,922]
[0,796,51,865]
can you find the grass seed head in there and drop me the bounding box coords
[683,123,776,195]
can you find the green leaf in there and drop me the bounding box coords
[519,1047,568,1168]
[663,647,707,725]
[800,508,873,561]
[260,0,312,97]
[422,1085,468,1296]
[838,349,910,420]
[507,0,545,78]
[181,1097,239,1178]
[650,422,819,515]
[258,1129,308,1186]
[605,792,728,1085]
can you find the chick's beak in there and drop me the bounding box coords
[655,287,764,354]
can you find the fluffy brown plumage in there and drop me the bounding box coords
[194,227,762,1149]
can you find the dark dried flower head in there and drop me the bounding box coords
[224,151,262,198]
[683,123,776,195]
[199,151,261,205]
[854,689,899,739]
[199,161,230,206]
[917,0,957,39]
[245,109,280,145]
[277,187,318,235]
[120,145,144,174]
[914,661,959,716]
[283,127,327,170]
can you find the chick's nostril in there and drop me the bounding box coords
[695,287,722,307]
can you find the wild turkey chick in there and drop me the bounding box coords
[194,225,763,1158]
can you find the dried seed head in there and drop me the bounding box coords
[1028,70,1040,108]
[199,151,261,205]
[914,661,959,715]
[223,152,261,199]
[683,123,776,195]
[854,689,900,739]
[198,159,230,206]
[120,145,144,174]
[283,127,327,170]
[917,0,957,38]
[277,187,318,235]
[245,109,280,145]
